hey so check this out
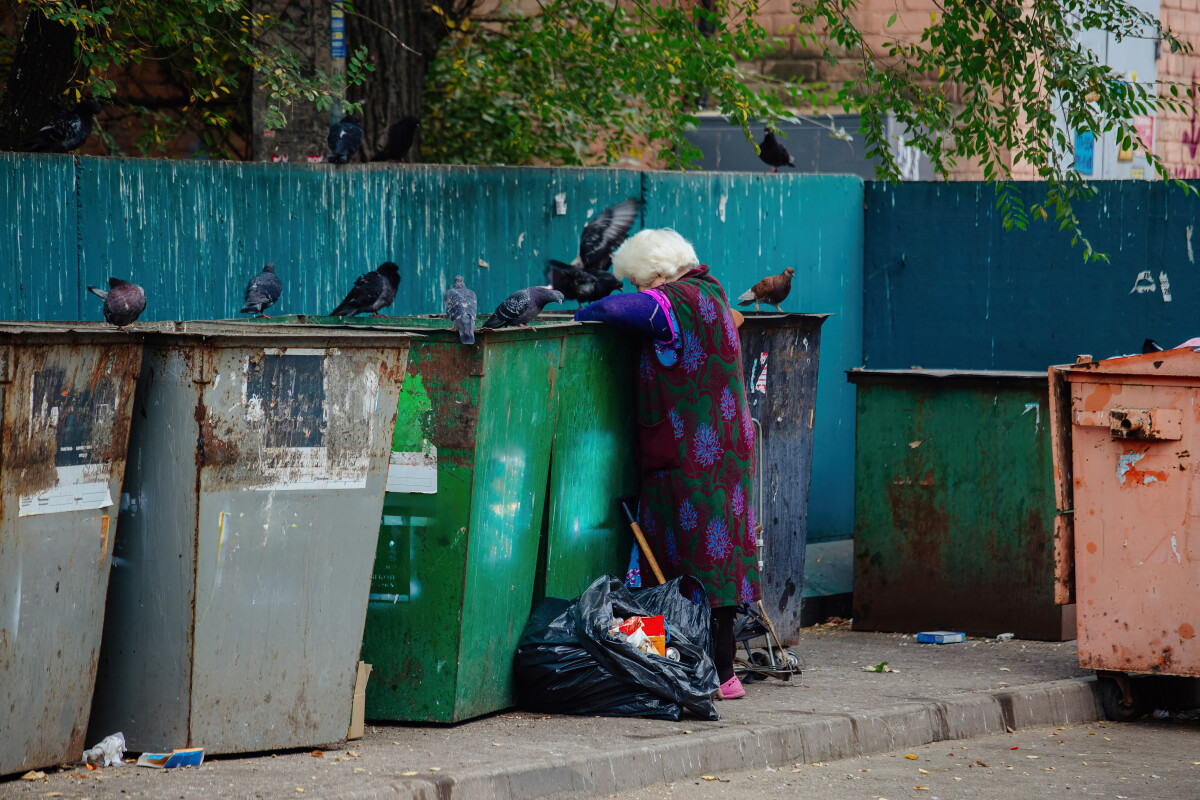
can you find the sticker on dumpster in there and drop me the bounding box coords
[386,448,438,493]
[232,352,378,491]
[18,369,117,517]
[755,352,769,394]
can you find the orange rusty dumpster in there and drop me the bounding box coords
[1050,348,1200,720]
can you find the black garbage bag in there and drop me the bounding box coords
[514,575,720,721]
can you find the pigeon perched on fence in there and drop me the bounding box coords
[444,275,478,344]
[27,99,102,153]
[330,261,401,317]
[482,286,564,330]
[88,277,146,330]
[372,116,419,162]
[545,261,623,306]
[327,114,364,164]
[240,262,283,317]
[757,128,795,173]
[737,267,795,312]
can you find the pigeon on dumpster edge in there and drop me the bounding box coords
[757,128,795,173]
[240,262,283,318]
[482,286,564,330]
[444,275,478,344]
[545,261,623,306]
[737,267,795,312]
[88,278,146,331]
[27,99,103,153]
[330,261,401,317]
[372,116,420,162]
[327,114,364,164]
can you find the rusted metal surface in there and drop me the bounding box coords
[738,313,827,643]
[0,324,142,776]
[1054,349,1200,677]
[850,369,1074,641]
[88,323,409,754]
[1048,366,1076,606]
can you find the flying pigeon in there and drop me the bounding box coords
[545,261,623,306]
[444,275,478,344]
[87,277,146,331]
[28,99,102,153]
[327,114,364,164]
[240,262,283,317]
[330,261,401,317]
[372,116,420,162]
[737,267,795,312]
[482,286,564,330]
[757,128,795,173]
[573,199,640,273]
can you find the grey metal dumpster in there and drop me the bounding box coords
[738,313,827,642]
[0,323,142,776]
[87,322,410,755]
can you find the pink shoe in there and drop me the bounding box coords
[718,675,746,699]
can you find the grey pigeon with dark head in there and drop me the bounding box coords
[28,99,102,153]
[327,114,363,164]
[330,261,401,317]
[758,128,795,173]
[240,262,283,317]
[443,275,478,344]
[373,116,420,162]
[482,286,563,330]
[88,277,146,331]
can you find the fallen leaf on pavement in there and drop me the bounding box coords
[1027,755,1040,759]
[914,786,929,791]
[311,751,324,758]
[905,754,918,760]
[998,667,1011,671]
[976,761,990,767]
[296,789,305,793]
[918,768,930,775]
[43,793,63,797]
[347,751,361,758]
[401,771,418,776]
[953,777,963,781]
[701,775,717,781]
[20,771,46,781]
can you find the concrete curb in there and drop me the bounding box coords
[326,677,1103,800]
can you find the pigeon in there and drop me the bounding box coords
[240,262,283,317]
[372,116,420,162]
[545,261,623,305]
[574,199,640,273]
[482,286,564,330]
[757,128,795,173]
[87,277,146,331]
[330,261,401,317]
[737,267,795,312]
[444,275,478,344]
[1143,338,1164,354]
[327,114,364,164]
[27,99,102,153]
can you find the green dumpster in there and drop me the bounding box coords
[266,315,636,723]
[847,368,1074,641]
[88,322,411,754]
[0,323,142,776]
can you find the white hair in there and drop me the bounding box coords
[611,228,699,288]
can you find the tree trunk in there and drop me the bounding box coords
[345,0,447,162]
[0,6,84,151]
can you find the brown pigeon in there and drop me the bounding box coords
[88,277,146,331]
[737,267,795,312]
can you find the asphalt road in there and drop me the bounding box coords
[603,716,1200,800]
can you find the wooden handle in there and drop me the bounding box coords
[629,521,667,585]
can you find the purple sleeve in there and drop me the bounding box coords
[573,292,673,342]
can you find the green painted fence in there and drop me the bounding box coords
[0,153,863,551]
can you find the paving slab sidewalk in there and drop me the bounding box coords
[0,629,1098,800]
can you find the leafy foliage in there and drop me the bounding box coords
[9,0,373,156]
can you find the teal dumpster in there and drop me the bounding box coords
[0,323,143,776]
[88,322,410,754]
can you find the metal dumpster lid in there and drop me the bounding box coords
[258,313,599,340]
[0,320,149,344]
[133,320,423,346]
[1055,347,1200,380]
[847,367,1047,385]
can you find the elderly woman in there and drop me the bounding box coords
[574,228,759,700]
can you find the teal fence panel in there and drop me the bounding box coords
[0,153,862,574]
[643,173,864,546]
[863,180,1198,370]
